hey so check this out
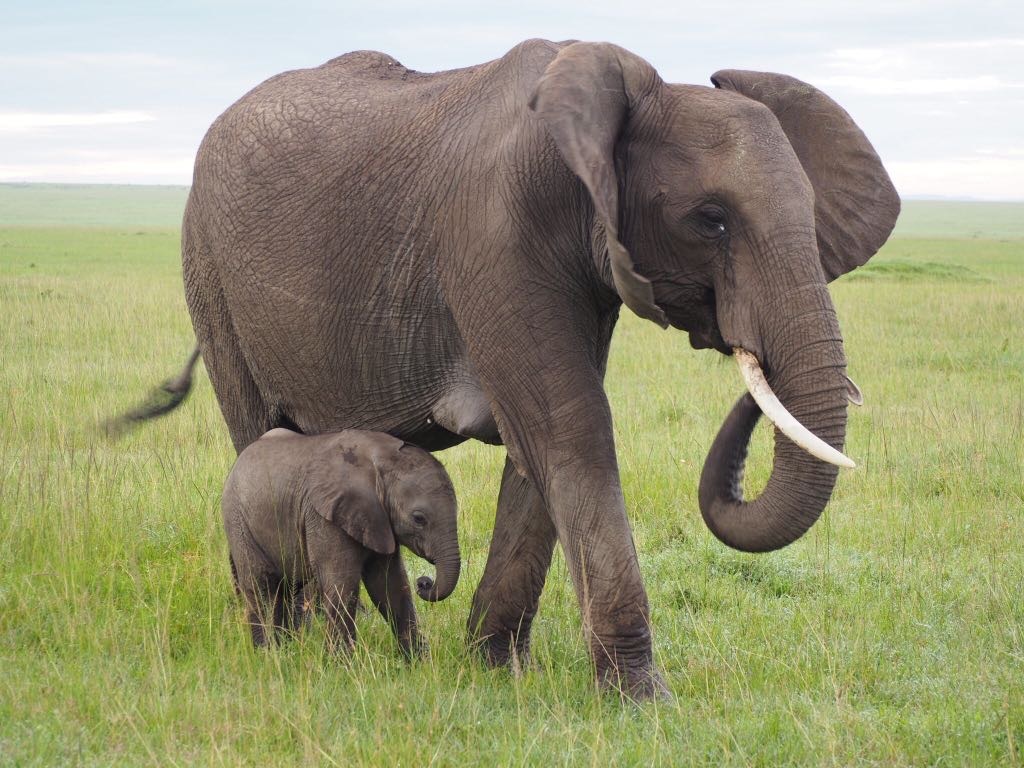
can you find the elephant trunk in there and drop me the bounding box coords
[416,544,461,602]
[698,283,850,552]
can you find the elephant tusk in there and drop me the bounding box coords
[844,374,863,407]
[733,348,856,469]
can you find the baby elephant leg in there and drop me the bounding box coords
[363,552,424,659]
[307,524,364,654]
[319,581,361,653]
[231,554,285,648]
[288,582,319,631]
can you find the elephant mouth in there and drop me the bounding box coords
[687,327,730,355]
[647,277,728,352]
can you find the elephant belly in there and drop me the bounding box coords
[430,381,501,445]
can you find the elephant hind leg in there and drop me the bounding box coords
[185,251,276,453]
[238,571,286,648]
[228,536,287,648]
[468,456,557,668]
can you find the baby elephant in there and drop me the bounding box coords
[222,428,460,657]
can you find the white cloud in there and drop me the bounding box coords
[889,153,1024,201]
[0,111,156,131]
[0,52,179,69]
[813,74,1019,95]
[0,153,194,185]
[816,37,1024,95]
[976,147,1024,156]
[829,37,1024,66]
[912,38,1024,50]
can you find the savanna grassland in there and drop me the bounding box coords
[1,184,1022,766]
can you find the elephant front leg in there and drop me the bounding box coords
[308,526,364,654]
[546,469,667,700]
[363,553,425,659]
[443,244,662,697]
[483,385,664,698]
[319,579,361,654]
[468,457,557,668]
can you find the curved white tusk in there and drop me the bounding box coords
[733,348,856,469]
[844,375,863,407]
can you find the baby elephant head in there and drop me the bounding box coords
[306,433,461,602]
[379,445,461,602]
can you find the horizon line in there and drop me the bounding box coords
[1,181,1023,204]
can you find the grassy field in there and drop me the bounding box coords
[0,184,189,229]
[2,185,1022,765]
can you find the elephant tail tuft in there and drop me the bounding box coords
[102,345,201,439]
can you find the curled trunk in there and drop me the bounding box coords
[699,386,847,552]
[699,284,850,552]
[417,546,461,602]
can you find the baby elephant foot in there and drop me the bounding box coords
[247,610,278,649]
[289,597,316,632]
[250,627,272,649]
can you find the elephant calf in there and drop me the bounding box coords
[222,428,460,657]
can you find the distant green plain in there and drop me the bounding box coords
[1,184,1022,766]
[0,183,189,228]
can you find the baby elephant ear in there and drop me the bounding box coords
[307,457,395,555]
[529,42,668,328]
[711,69,901,281]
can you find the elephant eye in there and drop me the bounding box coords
[411,510,428,528]
[695,205,728,239]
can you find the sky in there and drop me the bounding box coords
[1,1,1022,200]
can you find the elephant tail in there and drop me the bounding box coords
[103,345,202,438]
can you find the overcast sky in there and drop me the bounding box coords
[1,1,1022,199]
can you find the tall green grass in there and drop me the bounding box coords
[1,188,1022,765]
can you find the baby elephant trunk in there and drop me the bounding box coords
[416,545,461,602]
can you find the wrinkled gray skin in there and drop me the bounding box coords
[222,428,460,656]
[133,40,898,698]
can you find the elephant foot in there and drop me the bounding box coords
[467,594,539,674]
[399,635,429,662]
[597,664,671,703]
[471,628,534,674]
[591,633,670,702]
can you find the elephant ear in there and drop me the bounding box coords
[306,452,396,555]
[711,70,900,281]
[529,42,668,328]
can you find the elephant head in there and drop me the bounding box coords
[379,445,461,601]
[530,43,899,552]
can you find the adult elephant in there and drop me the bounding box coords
[126,39,899,698]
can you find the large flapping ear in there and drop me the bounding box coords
[711,70,901,281]
[529,42,669,328]
[306,453,396,555]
